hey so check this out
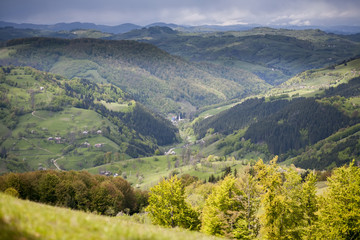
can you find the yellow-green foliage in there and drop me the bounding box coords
[146,175,201,230]
[0,193,220,240]
[201,174,260,239]
[254,157,318,240]
[317,161,360,239]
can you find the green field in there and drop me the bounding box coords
[1,107,123,172]
[86,154,247,189]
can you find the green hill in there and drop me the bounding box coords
[116,27,360,85]
[0,66,178,174]
[193,77,360,169]
[0,37,269,115]
[0,193,220,240]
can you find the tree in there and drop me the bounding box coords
[300,172,318,239]
[317,161,360,239]
[146,175,200,230]
[38,172,60,204]
[255,157,306,239]
[201,175,257,239]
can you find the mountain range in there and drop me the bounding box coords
[2,21,360,34]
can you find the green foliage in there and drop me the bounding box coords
[4,187,19,198]
[254,157,319,239]
[293,124,360,169]
[0,170,147,216]
[317,161,360,239]
[146,175,201,230]
[201,175,260,239]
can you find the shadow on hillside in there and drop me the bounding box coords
[0,218,38,240]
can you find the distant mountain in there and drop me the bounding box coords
[2,21,359,34]
[0,37,269,115]
[115,27,360,85]
[0,21,141,34]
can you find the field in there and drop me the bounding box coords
[86,154,248,189]
[1,107,123,172]
[0,193,220,240]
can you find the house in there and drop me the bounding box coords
[94,143,103,148]
[40,87,44,91]
[48,137,53,141]
[96,130,102,134]
[82,142,91,147]
[82,131,88,135]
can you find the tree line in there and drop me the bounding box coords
[0,170,148,215]
[146,158,360,239]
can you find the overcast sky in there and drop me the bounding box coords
[1,0,360,26]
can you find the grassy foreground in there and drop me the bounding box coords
[0,193,220,240]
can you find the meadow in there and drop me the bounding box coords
[0,193,220,240]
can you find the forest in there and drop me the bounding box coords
[194,77,360,169]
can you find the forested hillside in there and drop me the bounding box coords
[194,77,360,169]
[116,27,360,85]
[0,37,269,114]
[0,66,178,173]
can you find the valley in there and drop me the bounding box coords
[0,22,360,239]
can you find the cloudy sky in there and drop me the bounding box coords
[1,0,360,26]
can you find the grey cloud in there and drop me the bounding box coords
[1,0,359,26]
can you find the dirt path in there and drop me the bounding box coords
[31,111,47,120]
[22,137,63,170]
[52,157,63,171]
[22,137,53,154]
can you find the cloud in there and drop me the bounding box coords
[0,0,359,26]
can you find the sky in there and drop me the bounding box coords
[1,0,360,26]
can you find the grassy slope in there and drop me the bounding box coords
[194,57,360,122]
[86,154,247,189]
[87,153,246,189]
[268,58,360,98]
[0,193,220,240]
[0,66,179,174]
[1,108,123,171]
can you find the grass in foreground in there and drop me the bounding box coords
[0,193,220,240]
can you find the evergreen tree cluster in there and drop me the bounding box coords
[244,98,354,155]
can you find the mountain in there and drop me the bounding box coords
[115,27,360,85]
[0,21,141,34]
[2,21,360,34]
[0,66,178,174]
[0,37,269,115]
